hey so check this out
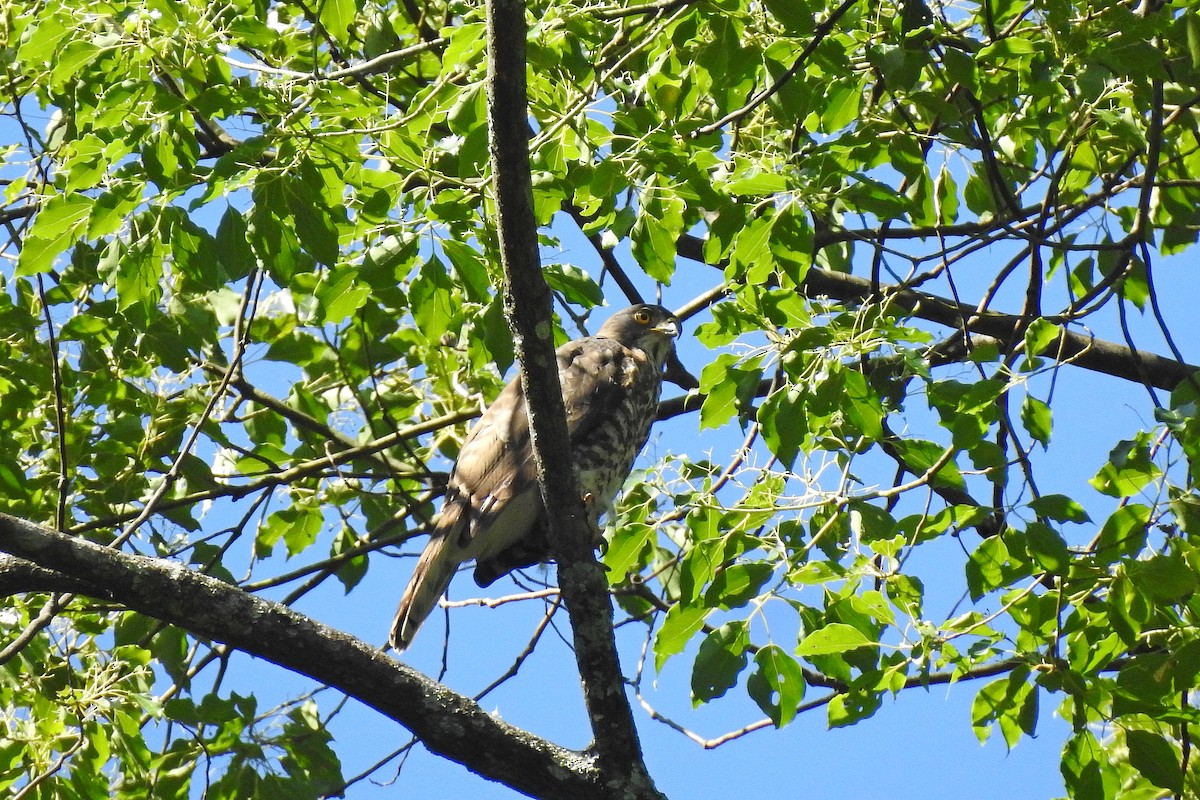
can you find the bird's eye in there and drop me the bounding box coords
[633,309,651,325]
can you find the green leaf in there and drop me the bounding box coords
[820,81,862,132]
[796,623,874,657]
[1028,494,1091,523]
[316,267,370,323]
[282,505,324,557]
[630,180,684,284]
[16,13,73,65]
[216,207,255,281]
[1127,552,1199,601]
[1061,731,1113,800]
[746,645,806,727]
[758,387,807,468]
[971,669,1037,748]
[604,522,653,578]
[840,369,885,441]
[706,562,774,610]
[88,182,143,239]
[729,213,778,284]
[1188,9,1200,69]
[849,502,897,542]
[1025,522,1070,574]
[51,40,101,90]
[112,243,164,312]
[17,194,94,276]
[442,22,487,70]
[977,36,1037,62]
[762,0,813,33]
[934,163,959,224]
[441,238,492,302]
[409,258,457,341]
[654,604,709,671]
[827,689,882,728]
[849,590,897,627]
[966,536,1011,599]
[698,354,762,430]
[724,168,789,197]
[1095,503,1151,561]
[150,628,190,688]
[1116,652,1172,703]
[890,438,964,489]
[1090,437,1160,497]
[332,526,369,592]
[691,622,749,704]
[281,701,345,793]
[1125,730,1182,795]
[543,263,603,307]
[318,0,356,41]
[288,186,341,267]
[258,505,324,558]
[478,296,515,371]
[699,355,740,429]
[1023,318,1061,358]
[1020,395,1052,448]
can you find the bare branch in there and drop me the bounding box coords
[0,513,611,799]
[676,234,1200,392]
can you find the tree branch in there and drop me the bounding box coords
[485,1,663,796]
[0,514,610,799]
[0,556,103,597]
[676,234,1200,392]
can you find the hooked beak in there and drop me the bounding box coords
[655,317,681,339]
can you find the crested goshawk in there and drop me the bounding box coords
[390,304,681,650]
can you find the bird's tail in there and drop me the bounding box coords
[390,526,461,651]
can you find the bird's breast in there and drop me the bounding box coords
[576,366,661,512]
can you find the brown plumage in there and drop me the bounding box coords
[390,304,681,651]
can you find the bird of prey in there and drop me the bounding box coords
[390,304,681,651]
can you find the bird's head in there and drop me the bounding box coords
[596,304,681,367]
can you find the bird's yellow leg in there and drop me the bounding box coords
[581,492,605,546]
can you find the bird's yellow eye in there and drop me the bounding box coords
[633,309,651,325]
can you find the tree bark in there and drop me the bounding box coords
[676,232,1200,393]
[0,514,614,799]
[484,1,664,797]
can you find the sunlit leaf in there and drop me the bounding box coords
[747,646,806,727]
[796,623,874,657]
[691,622,749,704]
[17,194,93,276]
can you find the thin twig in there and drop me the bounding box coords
[693,0,860,137]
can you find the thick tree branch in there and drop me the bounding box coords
[676,234,1199,392]
[485,1,663,797]
[0,514,608,799]
[0,555,103,597]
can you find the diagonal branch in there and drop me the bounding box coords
[675,234,1200,392]
[485,1,664,797]
[0,514,606,799]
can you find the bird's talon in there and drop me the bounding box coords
[586,517,605,546]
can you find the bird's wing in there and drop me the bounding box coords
[445,377,538,541]
[451,336,631,526]
[557,337,635,445]
[389,381,542,650]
